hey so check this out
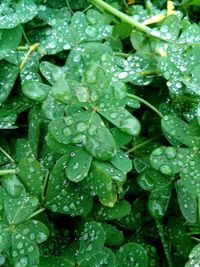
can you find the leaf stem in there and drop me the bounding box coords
[114,52,130,58]
[91,0,151,32]
[26,208,46,220]
[90,0,164,40]
[20,43,40,69]
[126,134,163,154]
[0,169,17,176]
[0,147,15,163]
[127,93,164,118]
[42,170,49,200]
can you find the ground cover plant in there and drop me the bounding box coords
[0,0,200,266]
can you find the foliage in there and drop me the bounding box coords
[0,0,200,266]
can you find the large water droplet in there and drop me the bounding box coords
[75,86,90,102]
[76,122,87,132]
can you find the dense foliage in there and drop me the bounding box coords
[0,0,200,266]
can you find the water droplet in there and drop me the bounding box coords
[88,124,97,136]
[63,127,72,136]
[63,205,69,212]
[76,122,87,132]
[85,26,97,38]
[118,72,128,79]
[75,86,90,102]
[64,116,73,126]
[17,242,23,250]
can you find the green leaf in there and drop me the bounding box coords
[185,243,200,267]
[86,160,126,207]
[0,61,19,103]
[77,221,106,263]
[102,223,124,247]
[42,94,65,120]
[180,153,200,197]
[28,108,41,158]
[39,61,67,85]
[45,154,93,216]
[116,243,149,267]
[65,146,92,182]
[79,247,116,267]
[111,149,132,172]
[18,157,44,199]
[168,218,195,259]
[39,9,112,55]
[175,180,197,224]
[100,107,141,136]
[0,0,37,29]
[113,22,132,39]
[2,187,38,224]
[148,184,172,219]
[150,146,192,175]
[2,174,24,198]
[22,81,49,102]
[0,26,22,60]
[12,220,49,267]
[93,200,131,220]
[161,115,200,147]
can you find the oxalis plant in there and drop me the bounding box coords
[0,0,200,266]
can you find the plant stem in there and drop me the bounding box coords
[156,220,173,267]
[127,93,164,118]
[91,0,151,33]
[0,169,17,176]
[91,0,165,40]
[0,147,15,163]
[114,52,130,57]
[27,208,46,220]
[42,170,49,200]
[126,134,163,154]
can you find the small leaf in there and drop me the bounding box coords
[65,147,92,182]
[45,155,93,216]
[111,149,132,172]
[0,0,37,29]
[0,61,19,103]
[79,247,116,267]
[2,187,38,224]
[116,243,148,267]
[162,115,200,147]
[168,218,195,259]
[102,223,124,247]
[185,243,200,267]
[77,221,106,263]
[93,200,131,221]
[12,220,49,267]
[148,184,172,219]
[18,157,44,199]
[175,180,197,224]
[100,107,141,136]
[150,146,192,175]
[22,81,49,102]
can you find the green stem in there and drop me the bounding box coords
[66,0,74,14]
[42,170,49,200]
[127,93,164,118]
[17,46,29,51]
[91,0,151,33]
[114,52,130,58]
[156,220,173,267]
[91,0,165,40]
[140,69,160,76]
[27,208,46,220]
[126,134,163,154]
[0,169,17,176]
[0,147,15,163]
